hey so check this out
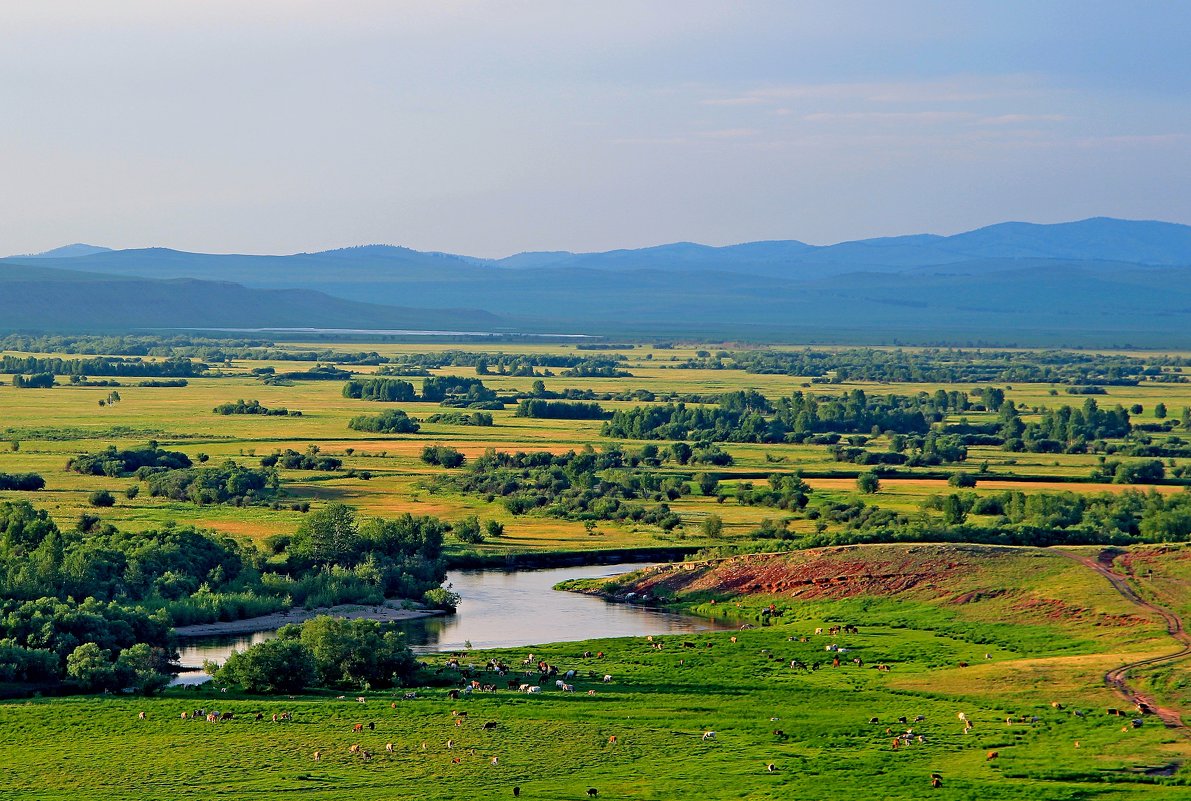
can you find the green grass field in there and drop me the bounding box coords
[1,566,1187,800]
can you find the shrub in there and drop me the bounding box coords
[89,489,116,507]
[348,409,420,434]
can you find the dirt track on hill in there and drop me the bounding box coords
[1057,549,1191,729]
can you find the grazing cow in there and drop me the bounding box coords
[455,718,464,727]
[914,715,925,722]
[353,723,364,733]
[513,788,520,797]
[361,751,372,762]
[451,756,461,764]
[898,716,907,724]
[1107,708,1121,716]
[931,775,942,788]
[702,731,716,741]
[1051,701,1063,710]
[138,712,146,720]
[986,751,999,761]
[220,712,234,721]
[180,712,188,720]
[448,690,461,700]
[386,742,394,753]
[597,652,604,659]
[608,735,617,745]
[562,684,575,692]
[588,690,597,695]
[446,739,454,750]
[767,763,776,772]
[349,744,361,754]
[603,674,612,683]
[957,712,967,721]
[255,712,263,721]
[814,628,823,635]
[368,721,375,730]
[868,717,879,724]
[483,721,498,731]
[565,670,577,680]
[730,636,738,644]
[356,696,366,704]
[958,662,969,668]
[587,789,598,797]
[527,686,541,694]
[312,751,320,761]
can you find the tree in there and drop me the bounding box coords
[669,442,692,465]
[948,472,977,488]
[701,514,724,539]
[296,616,417,689]
[1155,402,1168,419]
[453,516,484,544]
[698,472,719,497]
[66,643,117,691]
[89,489,116,507]
[115,643,172,695]
[215,638,316,693]
[857,471,881,494]
[484,520,504,538]
[290,503,360,565]
[942,494,967,526]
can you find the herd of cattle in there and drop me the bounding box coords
[135,625,1156,791]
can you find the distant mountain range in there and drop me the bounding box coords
[0,262,503,332]
[4,217,1191,344]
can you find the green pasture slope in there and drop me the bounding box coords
[0,608,1186,800]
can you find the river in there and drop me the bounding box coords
[173,562,729,684]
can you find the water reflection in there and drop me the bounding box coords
[175,563,729,683]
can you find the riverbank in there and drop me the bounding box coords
[173,600,446,638]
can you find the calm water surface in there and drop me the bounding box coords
[174,563,728,683]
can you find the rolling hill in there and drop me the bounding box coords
[3,217,1190,343]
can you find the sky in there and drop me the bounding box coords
[2,1,1189,257]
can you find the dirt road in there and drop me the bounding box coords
[1057,548,1191,728]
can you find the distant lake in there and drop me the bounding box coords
[169,327,593,338]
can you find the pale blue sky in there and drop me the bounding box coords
[2,1,1188,256]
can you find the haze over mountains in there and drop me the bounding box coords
[4,217,1191,345]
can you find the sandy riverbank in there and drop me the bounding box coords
[173,600,445,638]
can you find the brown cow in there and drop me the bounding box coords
[986,751,999,761]
[353,723,364,733]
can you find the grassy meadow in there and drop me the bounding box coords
[3,341,1191,798]
[1,341,1189,550]
[2,544,1189,800]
